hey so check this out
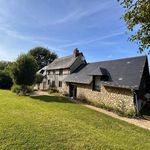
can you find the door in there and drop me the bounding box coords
[43,82,46,90]
[73,85,77,99]
[69,84,77,99]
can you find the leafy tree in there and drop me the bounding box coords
[0,71,13,89]
[35,73,44,90]
[28,47,58,69]
[118,0,150,53]
[10,54,38,94]
[0,61,12,71]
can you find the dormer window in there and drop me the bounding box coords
[93,76,101,91]
[89,67,109,92]
[40,70,44,74]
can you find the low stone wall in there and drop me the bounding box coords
[77,84,135,114]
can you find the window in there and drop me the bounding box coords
[93,76,101,91]
[48,80,50,85]
[40,70,44,74]
[59,81,62,87]
[53,70,55,74]
[59,70,63,75]
[52,81,55,87]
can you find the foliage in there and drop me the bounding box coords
[11,84,22,94]
[10,54,37,95]
[0,71,13,89]
[35,74,44,84]
[11,85,33,95]
[118,0,150,53]
[48,87,59,94]
[0,61,12,71]
[35,73,44,90]
[0,90,150,149]
[28,47,58,69]
[11,54,38,86]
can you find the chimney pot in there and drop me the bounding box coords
[73,48,79,57]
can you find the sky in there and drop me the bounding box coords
[0,0,149,63]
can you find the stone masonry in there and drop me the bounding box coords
[76,84,135,114]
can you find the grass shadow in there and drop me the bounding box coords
[30,95,75,104]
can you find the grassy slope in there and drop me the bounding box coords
[0,90,149,150]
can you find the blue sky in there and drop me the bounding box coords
[0,0,149,63]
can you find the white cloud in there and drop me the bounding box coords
[49,1,112,25]
[0,26,69,44]
[59,30,124,48]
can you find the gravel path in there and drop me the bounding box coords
[84,104,150,131]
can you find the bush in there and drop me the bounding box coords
[35,74,43,90]
[11,85,22,94]
[10,54,38,86]
[10,54,38,95]
[48,87,59,94]
[11,85,33,95]
[0,71,13,89]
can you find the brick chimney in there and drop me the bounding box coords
[73,48,79,57]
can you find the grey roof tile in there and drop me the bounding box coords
[64,55,147,90]
[46,55,78,70]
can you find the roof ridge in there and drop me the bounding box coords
[89,55,147,64]
[54,55,73,61]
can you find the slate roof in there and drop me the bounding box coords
[46,55,78,70]
[88,67,108,76]
[64,56,147,90]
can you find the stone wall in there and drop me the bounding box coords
[77,84,135,114]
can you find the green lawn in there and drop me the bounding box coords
[0,90,150,150]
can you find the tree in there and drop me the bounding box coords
[118,0,150,53]
[35,73,44,90]
[28,47,58,70]
[0,71,13,89]
[11,54,38,94]
[0,61,12,71]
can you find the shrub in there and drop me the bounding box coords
[11,85,22,94]
[10,54,38,95]
[48,87,59,94]
[35,74,43,90]
[0,71,13,89]
[11,85,33,95]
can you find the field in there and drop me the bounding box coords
[0,90,150,150]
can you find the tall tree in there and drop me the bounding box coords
[28,47,58,69]
[11,54,38,94]
[0,71,13,89]
[0,61,12,71]
[118,0,150,53]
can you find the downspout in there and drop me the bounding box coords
[133,91,139,115]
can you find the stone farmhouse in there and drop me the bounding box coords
[37,49,150,115]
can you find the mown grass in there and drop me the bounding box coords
[0,90,150,150]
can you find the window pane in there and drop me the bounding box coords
[93,76,101,91]
[59,81,62,87]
